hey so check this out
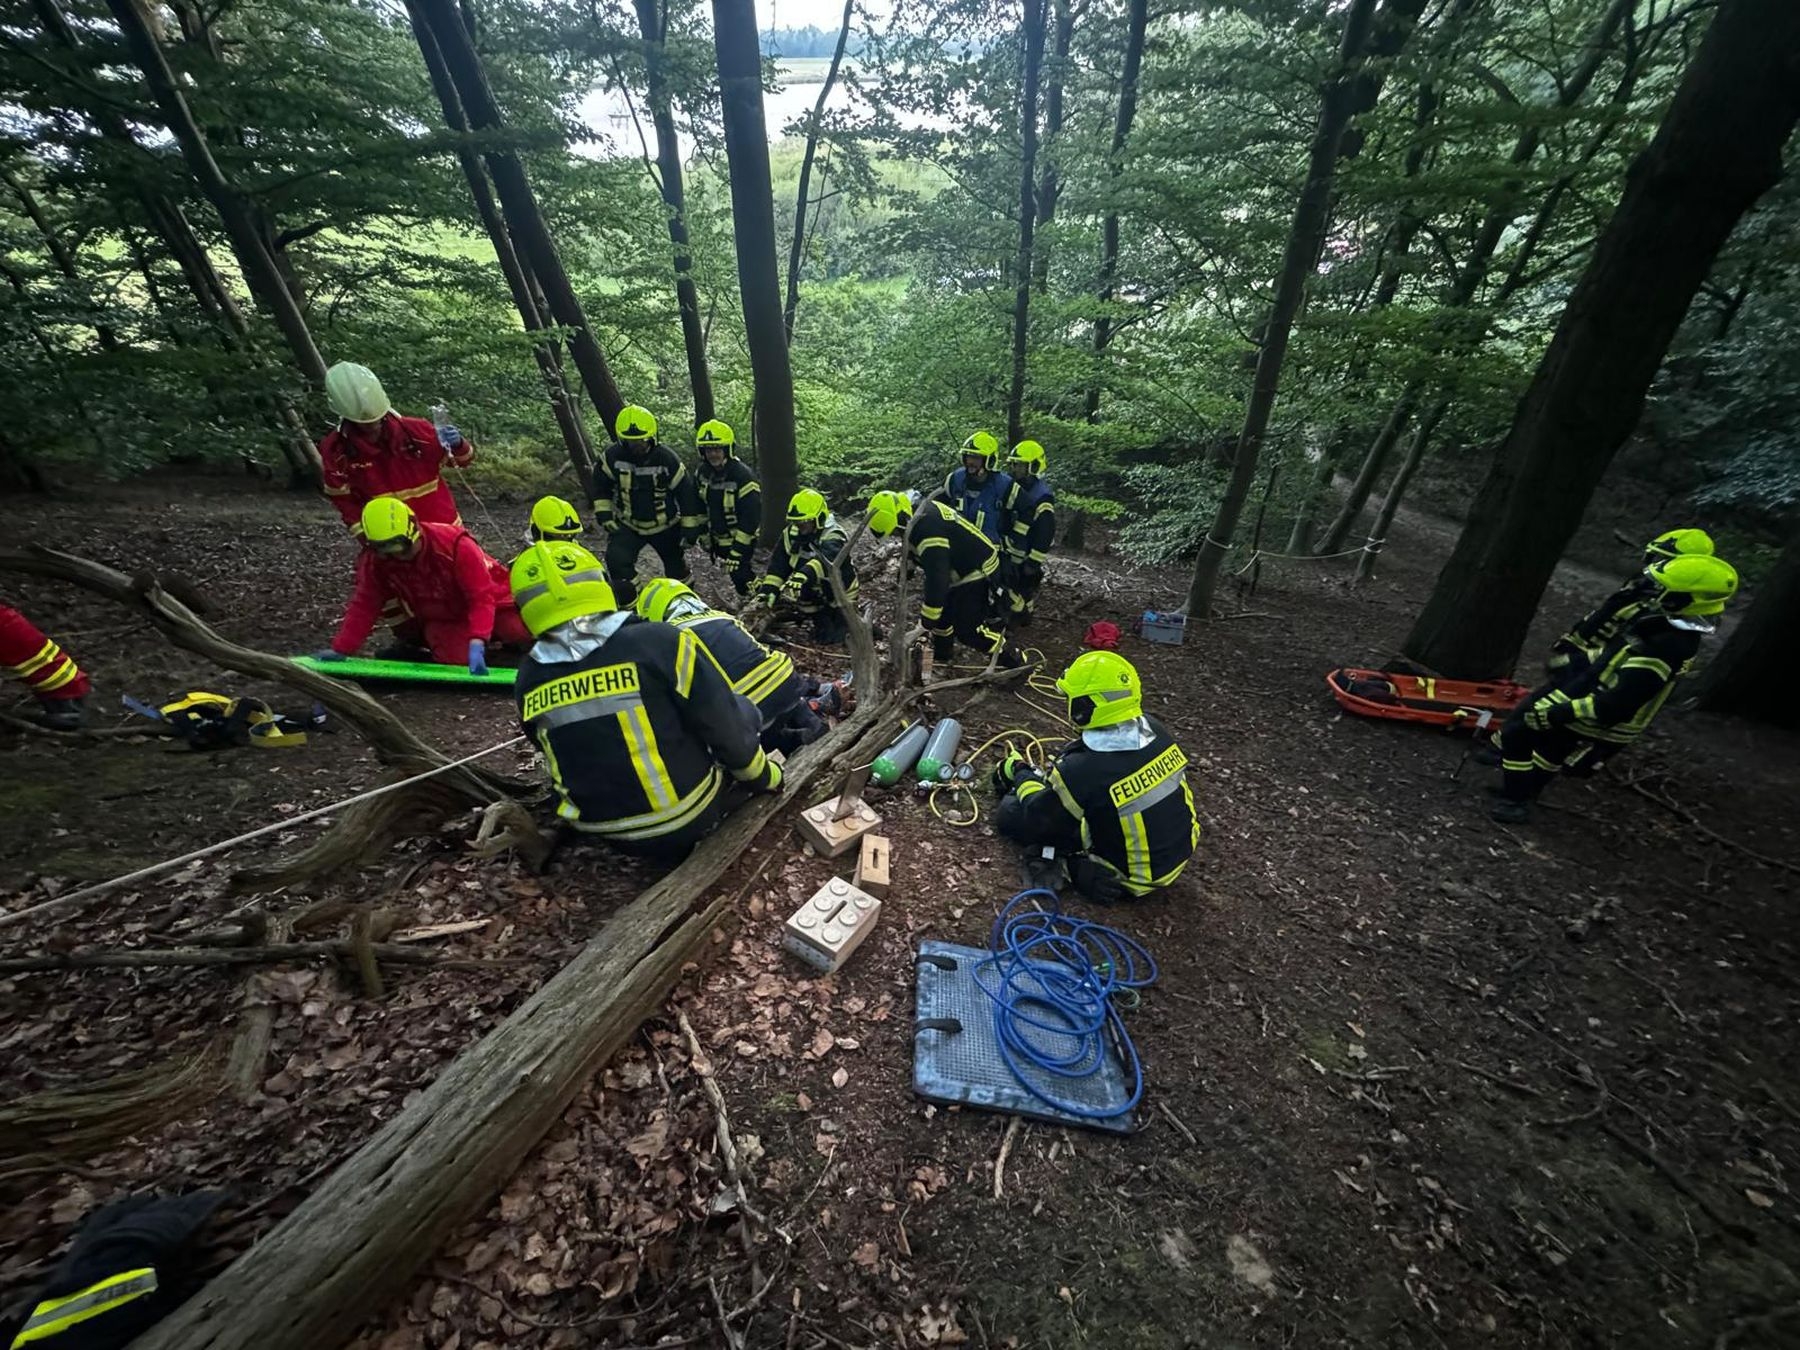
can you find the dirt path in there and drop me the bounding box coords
[3,479,1798,1350]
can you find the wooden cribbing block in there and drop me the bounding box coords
[852,834,891,898]
[794,796,882,859]
[782,877,883,974]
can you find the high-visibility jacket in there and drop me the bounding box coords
[330,521,511,656]
[594,443,703,536]
[760,520,859,609]
[697,455,761,559]
[1001,474,1055,565]
[0,605,88,702]
[1005,716,1200,896]
[666,608,800,726]
[905,500,998,629]
[943,467,1008,543]
[1549,573,1657,676]
[515,615,774,841]
[1534,613,1708,746]
[319,414,470,535]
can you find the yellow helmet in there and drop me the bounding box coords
[1007,439,1047,474]
[1644,528,1714,566]
[509,541,616,635]
[361,496,420,550]
[960,431,999,472]
[528,495,586,541]
[1647,554,1737,617]
[787,488,829,530]
[696,419,735,452]
[634,577,702,623]
[325,361,391,423]
[1056,650,1143,728]
[865,489,912,538]
[615,404,658,442]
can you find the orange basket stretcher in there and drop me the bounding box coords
[1326,667,1531,732]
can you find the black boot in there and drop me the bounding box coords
[1489,798,1531,825]
[36,696,85,731]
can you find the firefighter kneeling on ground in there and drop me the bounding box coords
[1489,554,1738,825]
[511,542,781,861]
[754,489,858,643]
[991,651,1201,902]
[315,497,528,672]
[865,490,1024,672]
[634,578,833,756]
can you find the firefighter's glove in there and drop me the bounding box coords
[467,639,488,677]
[752,758,783,795]
[436,423,465,451]
[756,586,779,611]
[1545,650,1572,673]
[312,649,347,663]
[991,750,1028,797]
[1524,699,1572,732]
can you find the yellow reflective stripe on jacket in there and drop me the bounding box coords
[10,640,59,677]
[915,535,950,554]
[953,553,998,585]
[673,630,699,700]
[569,768,723,840]
[734,650,795,707]
[386,479,443,502]
[12,1268,158,1346]
[622,704,677,813]
[730,746,770,784]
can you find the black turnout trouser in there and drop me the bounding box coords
[994,785,1127,904]
[1002,558,1043,623]
[761,697,827,756]
[930,580,1020,666]
[1495,720,1599,801]
[605,525,689,606]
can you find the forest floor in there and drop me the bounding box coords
[2,475,1799,1350]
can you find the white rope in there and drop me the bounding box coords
[0,735,527,934]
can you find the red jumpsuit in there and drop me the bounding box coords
[329,523,528,662]
[1,605,90,702]
[320,415,473,535]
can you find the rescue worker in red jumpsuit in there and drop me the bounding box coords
[318,362,473,536]
[1,604,89,730]
[314,498,528,671]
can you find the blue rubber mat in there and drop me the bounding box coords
[912,940,1136,1135]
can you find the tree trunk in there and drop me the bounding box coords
[1085,0,1148,424]
[783,0,854,344]
[407,0,594,484]
[415,0,626,432]
[1319,0,1636,553]
[1696,519,1800,728]
[1185,0,1426,617]
[1352,399,1444,583]
[1403,0,1800,677]
[104,0,329,412]
[1030,0,1075,295]
[1005,0,1050,446]
[714,0,800,543]
[1,169,121,353]
[636,0,716,419]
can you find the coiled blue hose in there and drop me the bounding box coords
[971,889,1157,1120]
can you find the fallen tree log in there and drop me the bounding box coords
[133,688,913,1350]
[0,940,510,976]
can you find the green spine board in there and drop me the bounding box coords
[291,655,518,687]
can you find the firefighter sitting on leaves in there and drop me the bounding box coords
[1546,528,1713,681]
[999,438,1055,628]
[865,490,1023,671]
[636,578,827,756]
[1490,554,1738,825]
[993,651,1201,903]
[511,541,781,860]
[593,405,703,607]
[944,431,1008,543]
[694,419,762,598]
[754,489,859,643]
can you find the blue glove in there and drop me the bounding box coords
[467,639,488,676]
[436,423,464,451]
[312,649,347,663]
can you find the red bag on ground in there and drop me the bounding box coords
[1084,621,1121,650]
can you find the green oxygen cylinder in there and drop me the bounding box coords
[871,722,929,786]
[916,717,963,782]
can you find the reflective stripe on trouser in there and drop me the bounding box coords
[932,581,1013,665]
[1005,559,1043,617]
[0,607,89,701]
[1496,723,1594,802]
[11,1268,158,1346]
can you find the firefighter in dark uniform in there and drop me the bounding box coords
[944,431,1008,543]
[510,541,781,860]
[635,578,827,755]
[527,494,590,544]
[754,489,859,643]
[999,438,1055,628]
[1490,554,1738,824]
[866,490,1023,670]
[693,418,761,598]
[592,404,703,607]
[992,651,1201,902]
[1545,528,1714,680]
